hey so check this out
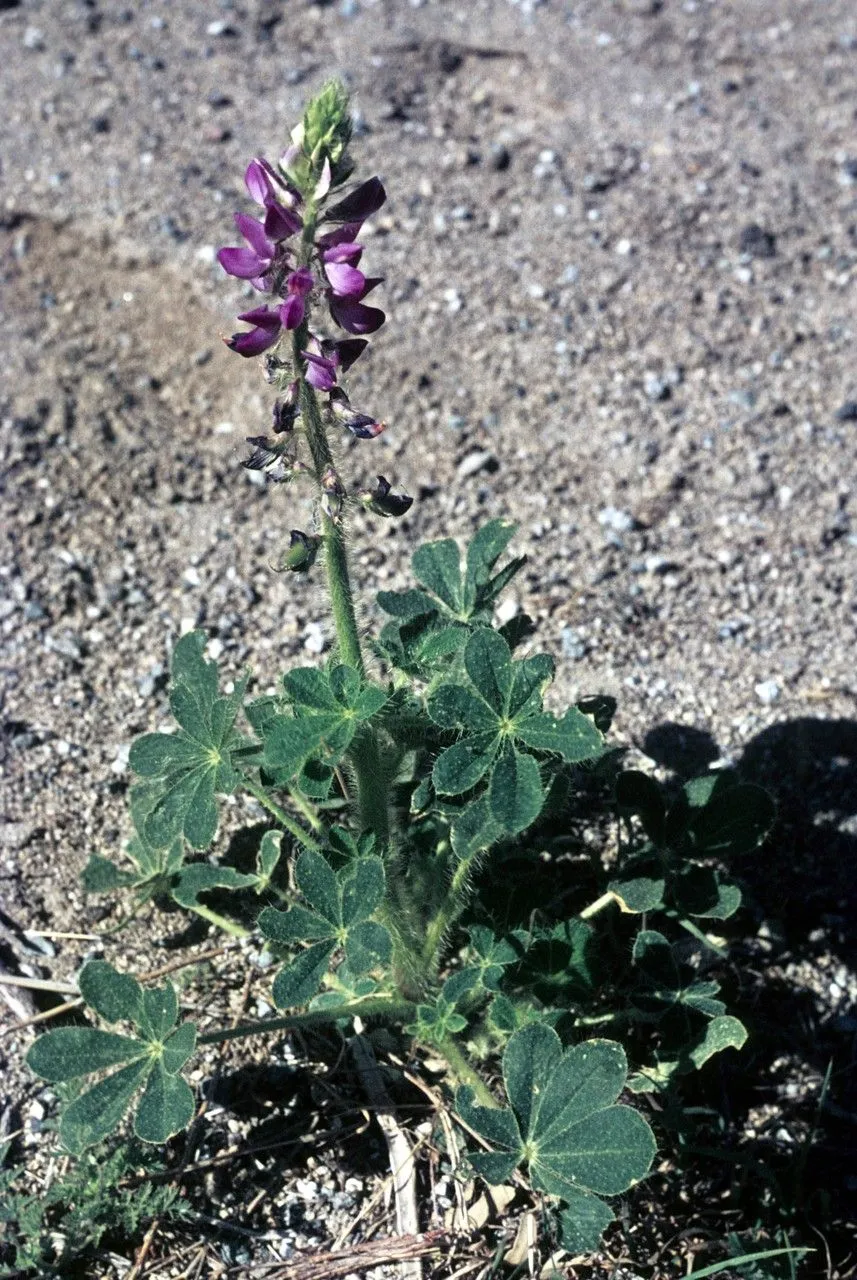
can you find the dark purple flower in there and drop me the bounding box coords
[359,475,413,518]
[272,381,300,433]
[300,334,369,389]
[245,158,303,239]
[278,267,314,331]
[328,277,386,335]
[325,177,387,224]
[225,305,283,357]
[328,387,385,439]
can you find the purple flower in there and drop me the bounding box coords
[325,177,387,224]
[300,335,369,390]
[217,213,279,286]
[279,267,314,331]
[328,387,385,439]
[245,158,303,240]
[328,275,386,335]
[225,305,284,357]
[359,475,413,518]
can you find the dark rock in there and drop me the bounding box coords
[739,223,777,258]
[834,401,857,422]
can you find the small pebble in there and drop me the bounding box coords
[754,679,781,705]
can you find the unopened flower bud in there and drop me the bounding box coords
[320,465,346,523]
[358,475,413,518]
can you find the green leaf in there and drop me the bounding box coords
[609,873,667,914]
[463,519,518,612]
[340,857,385,925]
[296,849,340,925]
[376,587,438,620]
[556,1189,616,1253]
[457,1026,655,1232]
[256,831,283,887]
[27,1028,148,1082]
[263,714,347,778]
[272,941,336,1008]
[78,961,143,1026]
[508,653,554,719]
[258,903,334,943]
[489,747,544,834]
[464,629,514,715]
[687,783,776,857]
[81,855,136,893]
[139,984,178,1041]
[427,683,498,734]
[632,931,725,1020]
[345,921,392,972]
[685,1015,747,1071]
[671,864,742,920]
[170,864,259,909]
[433,733,500,796]
[450,794,504,860]
[161,1021,197,1075]
[134,1062,195,1143]
[514,707,604,764]
[127,633,246,850]
[412,537,464,614]
[60,1059,152,1155]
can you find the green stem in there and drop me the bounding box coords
[198,996,415,1046]
[285,211,389,846]
[437,1036,498,1109]
[243,776,322,853]
[189,905,250,939]
[422,857,472,971]
[286,783,322,832]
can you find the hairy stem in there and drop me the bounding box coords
[189,904,250,939]
[242,776,322,852]
[437,1036,498,1109]
[198,996,415,1046]
[578,890,617,920]
[422,856,473,972]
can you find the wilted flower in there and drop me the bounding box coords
[324,176,387,224]
[327,387,385,439]
[243,436,307,484]
[277,529,321,573]
[359,475,413,518]
[272,382,300,433]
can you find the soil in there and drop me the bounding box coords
[1,0,856,1276]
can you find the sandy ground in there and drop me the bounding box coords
[1,0,856,1274]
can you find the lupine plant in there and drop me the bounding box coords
[27,83,776,1256]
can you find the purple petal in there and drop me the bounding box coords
[287,266,314,296]
[245,158,276,204]
[324,262,366,298]
[226,325,281,357]
[322,241,363,266]
[235,212,274,258]
[316,222,364,253]
[326,177,387,223]
[301,351,338,391]
[279,295,305,331]
[329,295,386,335]
[236,305,282,330]
[263,201,302,242]
[331,338,368,372]
[344,414,385,440]
[217,246,268,279]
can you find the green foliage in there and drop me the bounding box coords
[457,1025,656,1250]
[261,663,387,782]
[609,768,775,923]
[376,519,527,675]
[128,632,248,849]
[258,847,392,1007]
[428,628,604,834]
[0,1137,189,1276]
[27,962,197,1153]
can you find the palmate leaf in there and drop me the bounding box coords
[27,961,197,1153]
[376,521,527,673]
[456,1025,655,1250]
[262,664,387,780]
[631,930,726,1022]
[128,633,247,850]
[627,1015,748,1094]
[258,849,391,1007]
[428,629,603,836]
